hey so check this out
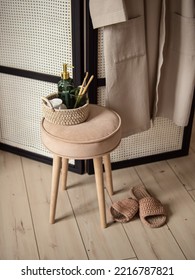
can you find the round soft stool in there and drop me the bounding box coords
[41,104,121,228]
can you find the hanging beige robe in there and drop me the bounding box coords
[89,0,195,137]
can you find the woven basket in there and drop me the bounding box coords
[42,93,89,125]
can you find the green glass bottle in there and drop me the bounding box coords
[58,64,75,108]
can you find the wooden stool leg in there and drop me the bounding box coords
[93,156,107,229]
[61,158,69,190]
[49,155,61,224]
[103,153,114,196]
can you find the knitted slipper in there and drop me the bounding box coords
[131,185,166,228]
[110,198,139,223]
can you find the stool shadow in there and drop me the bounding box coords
[55,200,98,223]
[55,212,75,223]
[55,215,69,223]
[61,183,80,190]
[112,185,132,196]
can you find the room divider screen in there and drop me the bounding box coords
[0,0,84,173]
[1,1,194,175]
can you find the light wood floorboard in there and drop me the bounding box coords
[0,152,38,259]
[1,121,195,259]
[22,157,88,260]
[135,161,195,259]
[66,170,136,259]
[110,167,186,260]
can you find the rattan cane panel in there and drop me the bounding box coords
[97,87,184,163]
[0,73,56,157]
[97,28,105,79]
[0,0,72,76]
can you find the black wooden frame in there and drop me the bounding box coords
[0,0,85,174]
[85,0,195,175]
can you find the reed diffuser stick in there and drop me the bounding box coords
[80,75,94,96]
[79,72,89,96]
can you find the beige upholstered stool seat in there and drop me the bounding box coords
[41,104,121,228]
[41,104,121,159]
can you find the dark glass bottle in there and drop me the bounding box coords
[58,64,75,108]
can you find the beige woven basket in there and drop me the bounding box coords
[42,93,89,125]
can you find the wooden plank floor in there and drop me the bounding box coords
[0,119,195,259]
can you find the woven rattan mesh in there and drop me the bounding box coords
[0,0,73,161]
[0,74,55,157]
[97,28,105,79]
[0,0,72,76]
[0,74,74,165]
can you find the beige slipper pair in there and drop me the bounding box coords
[110,185,166,228]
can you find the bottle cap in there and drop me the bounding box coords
[61,64,74,79]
